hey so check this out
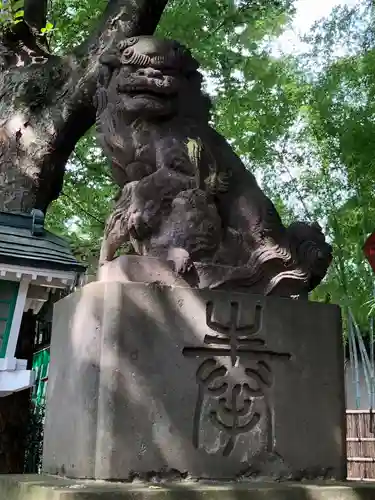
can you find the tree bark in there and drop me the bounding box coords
[0,0,168,473]
[0,0,169,212]
[24,0,49,33]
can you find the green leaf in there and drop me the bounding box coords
[41,22,54,34]
[11,0,24,12]
[13,9,24,19]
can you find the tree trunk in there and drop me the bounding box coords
[0,0,168,472]
[0,49,95,212]
[0,0,169,212]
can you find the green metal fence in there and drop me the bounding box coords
[31,347,49,408]
[24,319,51,473]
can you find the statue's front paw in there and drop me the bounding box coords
[128,209,149,239]
[167,248,194,275]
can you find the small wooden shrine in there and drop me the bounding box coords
[0,209,85,396]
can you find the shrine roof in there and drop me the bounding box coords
[0,210,86,273]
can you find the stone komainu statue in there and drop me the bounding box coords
[95,36,332,297]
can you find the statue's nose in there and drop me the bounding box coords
[137,68,163,79]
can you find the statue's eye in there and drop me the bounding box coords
[121,48,134,64]
[123,48,133,58]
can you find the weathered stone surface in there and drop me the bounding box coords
[43,282,346,481]
[95,36,332,298]
[98,255,297,292]
[97,255,188,286]
[2,475,375,500]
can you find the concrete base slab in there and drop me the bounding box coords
[1,475,375,500]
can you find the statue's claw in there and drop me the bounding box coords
[167,247,193,275]
[128,210,150,240]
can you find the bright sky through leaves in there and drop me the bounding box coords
[274,0,358,55]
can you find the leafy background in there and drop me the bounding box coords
[38,0,375,344]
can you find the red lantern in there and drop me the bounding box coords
[364,232,375,273]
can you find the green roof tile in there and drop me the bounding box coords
[0,210,86,273]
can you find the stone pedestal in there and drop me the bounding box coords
[43,281,346,480]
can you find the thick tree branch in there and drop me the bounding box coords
[65,0,169,124]
[75,0,169,59]
[1,0,49,58]
[24,0,48,33]
[0,0,169,214]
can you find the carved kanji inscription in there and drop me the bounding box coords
[183,301,291,457]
